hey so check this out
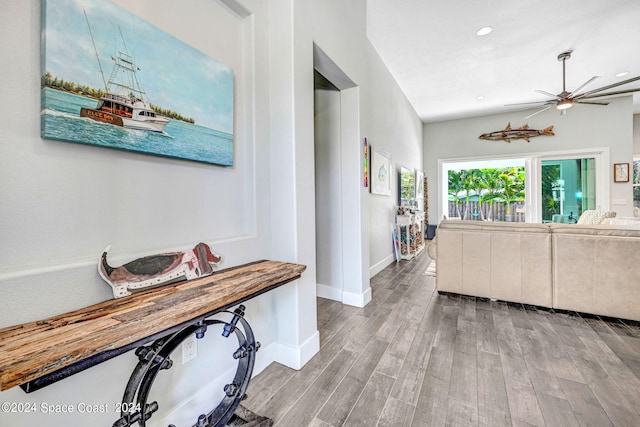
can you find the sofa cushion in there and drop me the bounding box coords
[552,224,640,321]
[608,217,640,226]
[437,220,550,233]
[549,223,640,237]
[436,220,552,307]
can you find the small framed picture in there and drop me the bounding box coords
[371,146,392,195]
[614,163,630,182]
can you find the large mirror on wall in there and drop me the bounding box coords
[399,167,416,208]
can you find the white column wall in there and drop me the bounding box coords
[268,0,320,368]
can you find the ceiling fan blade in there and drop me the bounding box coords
[574,100,609,105]
[577,87,640,99]
[524,105,552,119]
[569,76,600,97]
[504,100,551,106]
[534,89,561,99]
[578,75,640,97]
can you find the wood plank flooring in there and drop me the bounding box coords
[243,250,640,426]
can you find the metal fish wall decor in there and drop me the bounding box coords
[479,123,554,143]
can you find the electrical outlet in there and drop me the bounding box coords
[182,334,197,364]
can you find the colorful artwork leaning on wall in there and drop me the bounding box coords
[99,242,223,298]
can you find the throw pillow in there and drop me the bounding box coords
[576,210,617,225]
[609,218,640,226]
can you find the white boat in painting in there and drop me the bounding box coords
[81,51,169,132]
[80,18,169,132]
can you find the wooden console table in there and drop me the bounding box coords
[0,260,306,393]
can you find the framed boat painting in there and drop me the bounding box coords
[371,146,392,196]
[41,0,234,166]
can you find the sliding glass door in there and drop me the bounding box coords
[540,158,596,223]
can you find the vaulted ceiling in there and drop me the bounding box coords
[366,0,640,123]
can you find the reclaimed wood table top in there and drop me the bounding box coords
[0,260,306,391]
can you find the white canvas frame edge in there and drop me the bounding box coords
[415,169,424,199]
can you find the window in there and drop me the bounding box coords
[439,148,609,223]
[442,158,526,222]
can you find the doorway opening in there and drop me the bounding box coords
[313,44,369,307]
[314,70,342,299]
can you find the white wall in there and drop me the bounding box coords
[424,96,635,221]
[308,2,371,305]
[284,0,425,297]
[366,43,425,275]
[0,1,300,426]
[0,0,267,319]
[304,0,425,281]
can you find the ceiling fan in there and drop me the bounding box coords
[507,50,640,119]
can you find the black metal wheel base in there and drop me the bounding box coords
[112,305,268,427]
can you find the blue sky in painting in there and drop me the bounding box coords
[42,0,234,133]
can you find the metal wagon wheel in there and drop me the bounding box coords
[112,305,260,427]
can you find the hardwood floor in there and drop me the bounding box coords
[242,250,640,426]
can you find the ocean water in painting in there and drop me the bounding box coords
[42,88,233,166]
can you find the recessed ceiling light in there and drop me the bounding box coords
[616,71,629,78]
[476,26,493,36]
[476,95,485,100]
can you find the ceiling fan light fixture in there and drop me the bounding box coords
[556,99,573,110]
[510,51,640,118]
[476,26,492,36]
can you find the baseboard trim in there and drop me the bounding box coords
[271,330,320,370]
[369,254,395,278]
[316,283,342,302]
[317,283,372,308]
[342,287,372,308]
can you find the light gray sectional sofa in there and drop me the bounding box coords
[435,219,640,321]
